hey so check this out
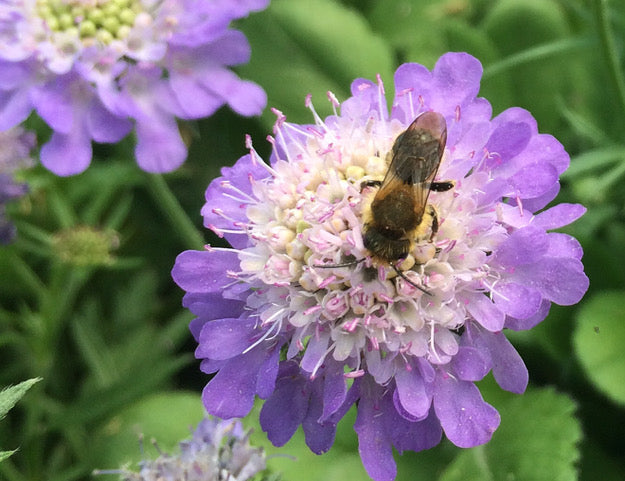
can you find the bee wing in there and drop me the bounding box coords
[376,111,447,207]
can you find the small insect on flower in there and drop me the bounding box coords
[359,111,454,291]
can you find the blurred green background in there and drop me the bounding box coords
[1,0,625,480]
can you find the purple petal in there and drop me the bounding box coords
[320,360,347,421]
[394,364,431,419]
[417,357,436,383]
[429,52,483,114]
[474,176,509,208]
[302,378,337,454]
[256,342,280,399]
[202,347,268,418]
[300,331,330,374]
[30,75,78,133]
[508,162,559,197]
[134,115,187,172]
[433,373,500,447]
[325,376,361,425]
[224,77,267,117]
[506,299,551,331]
[513,258,589,305]
[183,292,245,322]
[522,181,560,212]
[491,282,542,319]
[196,317,259,360]
[40,130,92,176]
[464,292,505,331]
[391,63,431,124]
[533,203,586,230]
[485,121,532,165]
[87,100,132,143]
[195,30,251,66]
[0,89,32,130]
[172,249,239,293]
[349,77,378,105]
[468,325,528,393]
[491,106,538,131]
[200,358,226,374]
[169,72,223,118]
[450,346,489,381]
[390,406,442,454]
[195,67,266,117]
[260,361,309,447]
[494,225,549,266]
[515,133,570,176]
[0,60,33,90]
[365,348,397,384]
[490,333,528,393]
[201,153,270,247]
[354,387,397,481]
[546,233,584,260]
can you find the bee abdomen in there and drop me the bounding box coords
[363,227,411,262]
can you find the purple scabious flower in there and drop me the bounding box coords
[0,0,268,176]
[0,126,34,244]
[172,53,589,481]
[99,417,267,481]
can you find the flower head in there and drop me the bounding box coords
[0,0,268,176]
[172,53,589,481]
[0,126,34,244]
[97,417,267,481]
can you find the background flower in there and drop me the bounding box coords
[97,417,268,481]
[0,0,268,175]
[0,126,34,244]
[172,52,589,481]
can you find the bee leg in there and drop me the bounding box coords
[430,180,454,192]
[391,264,431,295]
[360,179,382,190]
[428,205,439,241]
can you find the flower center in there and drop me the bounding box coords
[241,119,481,362]
[36,0,141,44]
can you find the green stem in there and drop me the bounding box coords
[482,37,595,80]
[145,174,206,251]
[594,0,625,119]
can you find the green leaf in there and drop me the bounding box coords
[573,290,625,405]
[0,378,41,419]
[368,0,450,67]
[0,449,17,462]
[0,378,40,463]
[481,0,575,131]
[237,0,395,128]
[439,387,581,481]
[93,391,205,470]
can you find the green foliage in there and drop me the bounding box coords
[2,0,625,480]
[237,0,395,128]
[574,291,625,405]
[93,392,205,470]
[439,387,581,481]
[0,379,40,462]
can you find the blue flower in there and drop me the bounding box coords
[0,0,268,175]
[172,53,589,481]
[97,417,267,481]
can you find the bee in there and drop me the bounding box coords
[361,111,453,291]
